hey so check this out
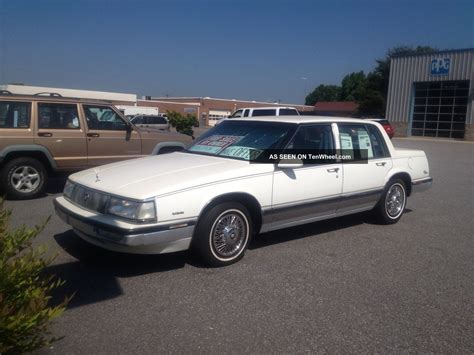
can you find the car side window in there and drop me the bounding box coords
[133,116,144,124]
[367,125,390,158]
[155,116,167,124]
[231,110,243,118]
[243,109,250,117]
[286,124,334,164]
[0,101,31,128]
[83,105,127,130]
[38,103,80,129]
[279,108,298,116]
[252,109,276,116]
[338,124,376,160]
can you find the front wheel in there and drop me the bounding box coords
[192,202,252,267]
[373,178,407,224]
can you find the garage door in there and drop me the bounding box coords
[411,80,469,138]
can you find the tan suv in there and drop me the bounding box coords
[0,92,192,199]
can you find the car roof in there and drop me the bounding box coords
[238,106,297,110]
[230,115,380,125]
[0,92,115,105]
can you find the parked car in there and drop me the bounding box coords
[215,106,300,126]
[54,116,432,266]
[130,114,170,131]
[369,118,395,139]
[0,92,192,199]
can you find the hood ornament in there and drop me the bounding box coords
[94,169,100,183]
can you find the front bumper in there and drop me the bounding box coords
[54,197,195,254]
[411,177,433,193]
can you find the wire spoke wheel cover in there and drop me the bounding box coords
[10,165,41,193]
[385,183,406,219]
[210,209,249,261]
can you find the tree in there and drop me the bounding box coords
[0,200,69,353]
[166,111,199,137]
[340,71,366,101]
[305,85,341,105]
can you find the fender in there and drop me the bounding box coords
[151,141,186,155]
[0,144,57,169]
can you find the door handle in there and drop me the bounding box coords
[327,168,340,173]
[38,132,52,137]
[376,162,387,167]
[87,133,100,137]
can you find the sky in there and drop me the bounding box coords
[0,0,472,104]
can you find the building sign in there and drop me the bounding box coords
[431,58,450,76]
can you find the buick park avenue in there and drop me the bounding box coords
[54,117,432,266]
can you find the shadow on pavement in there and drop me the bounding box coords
[48,208,413,309]
[47,230,189,309]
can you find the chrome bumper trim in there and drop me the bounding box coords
[412,177,433,193]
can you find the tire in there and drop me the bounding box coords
[373,178,407,224]
[0,157,48,200]
[192,202,252,267]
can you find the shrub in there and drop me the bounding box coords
[166,110,199,137]
[0,200,69,353]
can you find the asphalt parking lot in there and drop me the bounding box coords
[4,138,473,353]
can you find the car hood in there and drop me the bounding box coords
[69,152,274,200]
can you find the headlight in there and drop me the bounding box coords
[106,198,156,222]
[63,180,75,198]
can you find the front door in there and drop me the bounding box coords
[81,104,142,166]
[270,123,343,230]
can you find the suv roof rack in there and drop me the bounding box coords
[34,92,63,97]
[0,90,12,95]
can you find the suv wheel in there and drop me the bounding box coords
[0,158,48,200]
[373,178,407,224]
[192,202,252,267]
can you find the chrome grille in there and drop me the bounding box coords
[69,185,109,213]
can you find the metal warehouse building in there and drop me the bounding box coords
[386,48,473,140]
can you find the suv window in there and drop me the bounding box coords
[279,108,298,116]
[0,101,31,128]
[149,116,167,124]
[38,103,80,129]
[132,115,144,124]
[84,105,127,130]
[230,110,243,118]
[243,109,250,117]
[252,109,276,116]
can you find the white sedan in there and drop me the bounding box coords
[54,117,432,266]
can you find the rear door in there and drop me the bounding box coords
[337,123,392,213]
[35,102,87,169]
[81,104,142,166]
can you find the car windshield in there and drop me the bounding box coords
[187,120,297,161]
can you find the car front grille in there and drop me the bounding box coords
[68,184,109,213]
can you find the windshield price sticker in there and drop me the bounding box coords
[191,135,243,154]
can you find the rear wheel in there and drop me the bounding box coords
[0,157,48,200]
[373,178,407,224]
[192,202,252,267]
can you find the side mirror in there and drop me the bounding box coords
[277,159,303,169]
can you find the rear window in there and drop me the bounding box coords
[252,109,276,117]
[0,101,31,128]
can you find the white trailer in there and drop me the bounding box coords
[115,105,159,117]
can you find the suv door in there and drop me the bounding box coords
[35,102,87,169]
[271,123,342,230]
[81,104,142,166]
[337,123,392,214]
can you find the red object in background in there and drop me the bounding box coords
[382,122,395,139]
[369,119,395,139]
